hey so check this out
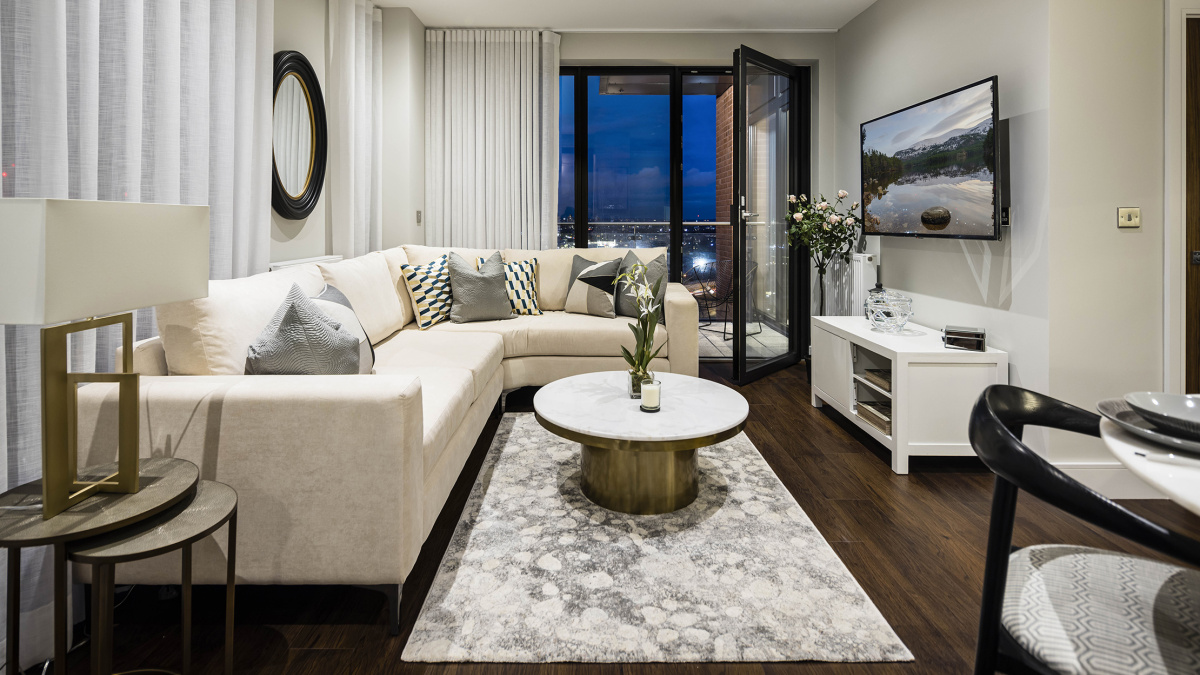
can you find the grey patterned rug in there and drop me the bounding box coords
[403,413,913,663]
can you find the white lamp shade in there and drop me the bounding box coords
[0,199,210,325]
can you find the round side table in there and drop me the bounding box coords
[0,458,198,675]
[68,480,238,675]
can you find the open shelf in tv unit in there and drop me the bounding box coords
[809,315,1009,474]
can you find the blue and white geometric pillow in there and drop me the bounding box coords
[401,254,453,329]
[477,256,541,316]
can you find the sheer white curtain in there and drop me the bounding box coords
[327,0,382,258]
[425,29,560,249]
[0,0,273,668]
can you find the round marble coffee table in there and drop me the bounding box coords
[533,371,748,515]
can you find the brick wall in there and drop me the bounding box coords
[715,87,734,264]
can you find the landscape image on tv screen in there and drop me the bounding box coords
[861,78,997,238]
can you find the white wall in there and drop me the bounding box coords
[836,0,1051,449]
[272,0,330,263]
[560,32,841,205]
[835,0,1167,496]
[1046,0,1164,477]
[381,8,426,247]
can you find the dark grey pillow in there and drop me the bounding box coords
[616,251,667,324]
[246,284,361,375]
[447,251,514,323]
[564,256,620,318]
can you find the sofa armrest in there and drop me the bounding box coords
[664,282,699,377]
[75,374,425,586]
[115,336,168,376]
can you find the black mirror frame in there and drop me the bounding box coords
[272,50,327,220]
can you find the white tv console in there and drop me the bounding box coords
[810,316,1008,474]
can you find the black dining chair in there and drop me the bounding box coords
[968,385,1200,675]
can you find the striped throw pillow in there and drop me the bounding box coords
[400,254,453,329]
[477,257,542,316]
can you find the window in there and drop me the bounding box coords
[558,68,735,281]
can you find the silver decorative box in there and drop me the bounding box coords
[942,325,986,352]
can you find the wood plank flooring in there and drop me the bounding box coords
[66,363,1200,675]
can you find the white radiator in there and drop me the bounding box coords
[850,253,877,317]
[269,255,342,271]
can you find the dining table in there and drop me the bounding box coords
[1100,418,1200,516]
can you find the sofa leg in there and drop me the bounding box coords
[376,583,402,636]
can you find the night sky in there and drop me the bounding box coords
[558,76,718,224]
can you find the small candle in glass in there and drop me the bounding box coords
[640,379,661,412]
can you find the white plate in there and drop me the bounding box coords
[1097,399,1200,455]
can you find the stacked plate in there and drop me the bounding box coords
[1098,392,1200,454]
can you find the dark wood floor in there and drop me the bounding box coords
[66,363,1200,675]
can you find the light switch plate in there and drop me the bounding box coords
[1118,207,1141,228]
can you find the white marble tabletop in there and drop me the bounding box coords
[533,371,749,443]
[1101,419,1200,516]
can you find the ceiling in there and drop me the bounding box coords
[373,0,877,33]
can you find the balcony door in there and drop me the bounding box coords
[733,46,808,383]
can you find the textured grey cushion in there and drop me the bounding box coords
[245,284,361,375]
[1002,544,1200,675]
[564,256,620,318]
[447,251,514,323]
[311,284,374,374]
[616,251,667,324]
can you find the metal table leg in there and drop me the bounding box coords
[224,513,237,675]
[91,563,114,675]
[182,543,192,675]
[54,543,67,675]
[7,547,19,675]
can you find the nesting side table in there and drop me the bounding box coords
[0,458,198,675]
[69,479,238,675]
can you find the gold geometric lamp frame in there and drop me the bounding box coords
[41,314,140,518]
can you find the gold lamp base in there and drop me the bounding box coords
[40,313,140,519]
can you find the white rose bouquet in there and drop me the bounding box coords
[786,190,861,315]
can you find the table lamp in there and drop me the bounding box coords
[0,199,209,518]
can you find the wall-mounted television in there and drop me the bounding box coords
[860,76,999,240]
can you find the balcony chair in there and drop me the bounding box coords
[689,259,761,342]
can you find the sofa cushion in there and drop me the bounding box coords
[502,247,667,311]
[565,256,620,318]
[448,252,513,323]
[399,254,454,330]
[616,250,668,324]
[478,256,542,316]
[379,246,416,328]
[156,264,326,376]
[374,365,474,479]
[310,284,374,373]
[318,252,407,345]
[407,310,669,360]
[372,330,503,400]
[402,244,499,267]
[245,284,363,375]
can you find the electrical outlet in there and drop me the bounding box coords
[1118,207,1141,229]
[416,210,423,225]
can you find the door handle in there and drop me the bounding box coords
[742,211,758,219]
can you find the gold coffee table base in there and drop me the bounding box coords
[581,444,698,515]
[534,412,746,516]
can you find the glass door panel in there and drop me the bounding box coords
[586,74,671,255]
[735,47,799,382]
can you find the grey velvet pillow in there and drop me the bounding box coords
[564,256,621,318]
[616,251,667,324]
[447,251,514,323]
[310,284,374,374]
[245,284,361,375]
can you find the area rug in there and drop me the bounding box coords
[402,413,913,663]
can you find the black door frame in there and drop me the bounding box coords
[558,63,811,366]
[732,46,811,384]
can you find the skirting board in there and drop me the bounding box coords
[1055,461,1165,500]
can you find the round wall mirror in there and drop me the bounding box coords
[272,51,326,219]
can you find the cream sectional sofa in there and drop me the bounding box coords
[75,244,698,633]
